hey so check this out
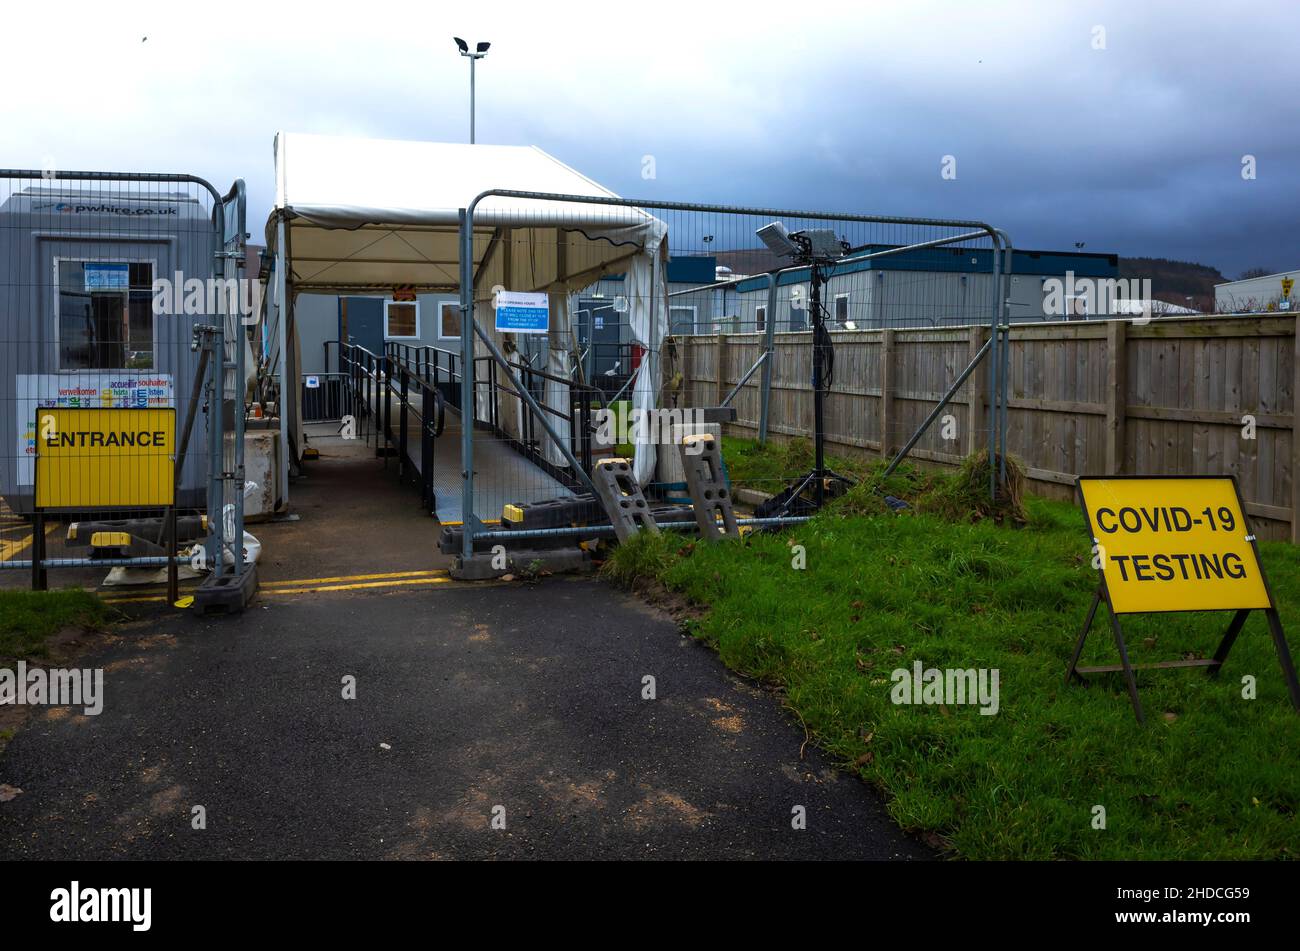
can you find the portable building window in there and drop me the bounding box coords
[438,301,461,340]
[56,259,155,370]
[834,293,850,325]
[384,300,420,339]
[755,305,767,333]
[669,305,698,335]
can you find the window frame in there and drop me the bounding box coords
[755,304,767,334]
[53,256,159,372]
[669,304,698,335]
[833,292,851,326]
[383,298,421,340]
[437,300,461,341]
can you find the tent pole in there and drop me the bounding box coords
[458,210,476,560]
[275,215,291,513]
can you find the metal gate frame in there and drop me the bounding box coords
[0,169,251,597]
[456,192,1014,562]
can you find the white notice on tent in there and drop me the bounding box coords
[495,291,550,335]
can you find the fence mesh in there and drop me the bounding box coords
[0,172,223,579]
[287,196,1007,537]
[438,200,1004,526]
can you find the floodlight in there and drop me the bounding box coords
[756,221,798,258]
[454,36,469,53]
[798,229,847,261]
[613,296,629,313]
[476,41,491,53]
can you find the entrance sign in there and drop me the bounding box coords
[35,407,175,508]
[495,291,550,334]
[1068,475,1300,723]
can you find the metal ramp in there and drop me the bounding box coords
[362,370,575,526]
[427,405,574,525]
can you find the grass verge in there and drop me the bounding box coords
[0,589,111,661]
[605,460,1300,859]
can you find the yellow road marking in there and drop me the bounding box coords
[260,576,452,596]
[261,569,447,588]
[94,568,448,597]
[97,569,454,604]
[0,522,57,562]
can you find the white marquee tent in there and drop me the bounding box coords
[263,132,669,507]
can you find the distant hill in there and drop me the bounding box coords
[1118,257,1225,312]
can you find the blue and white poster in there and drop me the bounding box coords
[494,291,550,335]
[84,262,129,292]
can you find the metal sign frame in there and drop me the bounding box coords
[1066,474,1300,723]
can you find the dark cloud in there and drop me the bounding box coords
[5,1,1295,278]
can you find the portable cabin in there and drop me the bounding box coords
[0,181,220,514]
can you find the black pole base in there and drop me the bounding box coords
[756,467,857,520]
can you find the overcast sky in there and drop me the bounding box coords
[5,0,1295,276]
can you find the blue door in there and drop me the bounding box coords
[342,297,384,355]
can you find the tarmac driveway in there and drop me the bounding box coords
[0,577,930,860]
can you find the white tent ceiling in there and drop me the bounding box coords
[266,132,665,295]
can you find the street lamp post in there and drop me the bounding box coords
[454,37,491,144]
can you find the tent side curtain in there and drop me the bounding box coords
[471,221,668,483]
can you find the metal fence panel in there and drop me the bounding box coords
[0,170,248,592]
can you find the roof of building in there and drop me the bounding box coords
[595,255,717,286]
[728,244,1119,293]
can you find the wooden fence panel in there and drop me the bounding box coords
[665,314,1299,541]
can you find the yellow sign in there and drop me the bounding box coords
[1282,277,1294,297]
[1078,476,1271,614]
[35,407,175,509]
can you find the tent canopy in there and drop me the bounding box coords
[267,132,665,295]
[263,131,669,487]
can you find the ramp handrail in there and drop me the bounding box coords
[322,339,602,516]
[385,341,601,488]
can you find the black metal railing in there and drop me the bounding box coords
[384,342,600,491]
[321,340,601,513]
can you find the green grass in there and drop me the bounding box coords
[604,476,1300,859]
[722,436,874,495]
[0,589,111,661]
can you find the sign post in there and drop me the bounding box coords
[1069,475,1300,723]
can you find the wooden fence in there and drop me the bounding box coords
[664,314,1299,541]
